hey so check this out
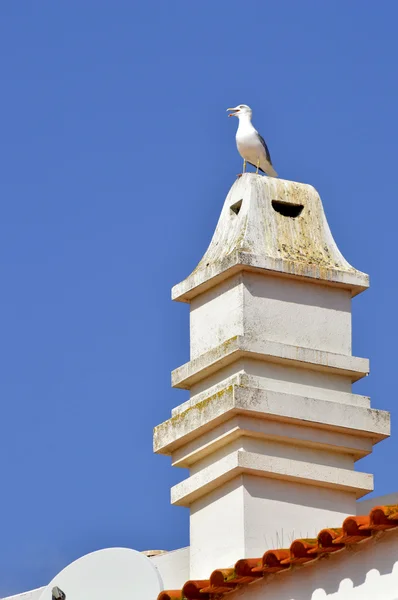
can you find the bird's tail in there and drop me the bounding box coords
[267,165,278,178]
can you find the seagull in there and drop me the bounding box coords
[227,104,277,177]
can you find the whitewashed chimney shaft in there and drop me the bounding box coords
[154,174,390,579]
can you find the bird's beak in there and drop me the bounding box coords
[227,107,239,117]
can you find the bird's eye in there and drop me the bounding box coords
[239,105,245,108]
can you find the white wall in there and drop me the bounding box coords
[357,492,398,515]
[189,272,352,361]
[231,528,398,600]
[242,273,352,355]
[190,274,244,359]
[189,474,358,579]
[150,547,189,590]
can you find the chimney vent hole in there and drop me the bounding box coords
[272,200,304,218]
[230,199,243,216]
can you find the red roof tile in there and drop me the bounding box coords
[158,504,398,600]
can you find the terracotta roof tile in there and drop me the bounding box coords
[158,592,184,600]
[280,539,318,565]
[368,505,398,530]
[182,581,210,600]
[307,528,344,554]
[234,558,263,581]
[333,515,372,544]
[200,569,240,594]
[157,504,398,600]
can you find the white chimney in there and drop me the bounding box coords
[154,174,390,579]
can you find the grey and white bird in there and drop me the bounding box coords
[227,104,277,177]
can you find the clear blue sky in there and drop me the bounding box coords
[0,1,397,595]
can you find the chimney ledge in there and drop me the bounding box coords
[171,336,369,389]
[154,384,389,456]
[170,449,374,506]
[172,251,369,303]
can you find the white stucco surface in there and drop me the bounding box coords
[150,547,189,590]
[189,474,360,579]
[190,274,244,359]
[357,492,398,514]
[190,273,352,360]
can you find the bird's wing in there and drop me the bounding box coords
[256,132,273,165]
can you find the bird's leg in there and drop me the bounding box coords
[256,158,260,174]
[237,159,246,178]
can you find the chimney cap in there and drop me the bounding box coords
[172,174,368,302]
